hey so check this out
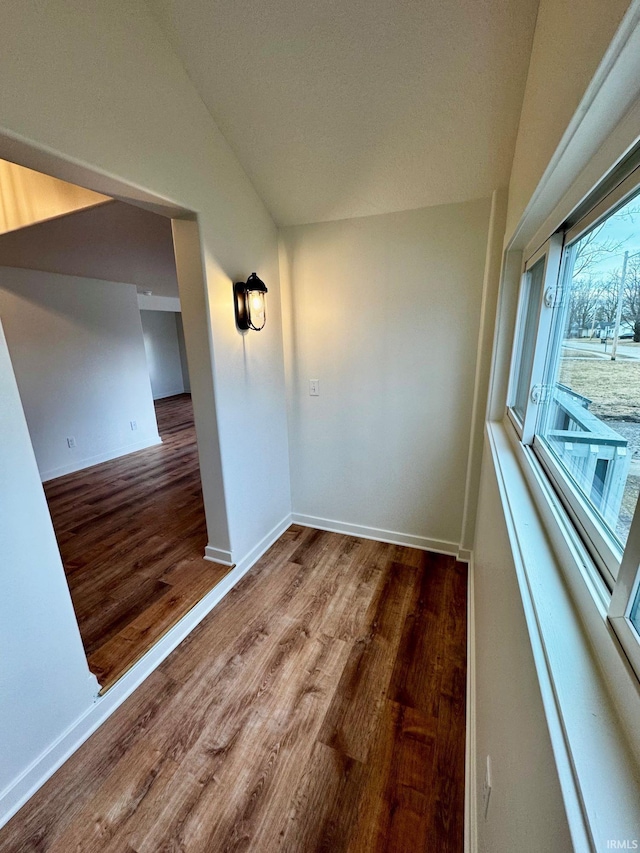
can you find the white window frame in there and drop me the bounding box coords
[507,234,563,444]
[507,166,640,681]
[532,437,622,589]
[609,497,640,667]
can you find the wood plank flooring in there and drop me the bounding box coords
[0,526,467,852]
[43,394,231,691]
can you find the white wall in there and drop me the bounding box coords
[176,313,191,393]
[506,0,632,241]
[472,445,573,852]
[280,198,491,550]
[0,319,97,800]
[0,0,292,562]
[0,266,160,480]
[472,2,636,849]
[141,309,186,399]
[0,3,291,822]
[0,199,179,296]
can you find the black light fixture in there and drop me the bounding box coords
[234,272,268,331]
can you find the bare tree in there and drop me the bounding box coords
[567,276,603,334]
[595,274,619,326]
[622,256,640,341]
[573,220,628,278]
[568,204,640,337]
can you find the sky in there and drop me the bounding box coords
[575,192,640,279]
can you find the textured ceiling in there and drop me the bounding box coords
[146,0,540,226]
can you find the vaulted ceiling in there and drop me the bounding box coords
[146,0,540,225]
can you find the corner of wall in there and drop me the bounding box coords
[460,188,509,552]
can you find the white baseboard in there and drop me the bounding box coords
[204,544,234,565]
[465,555,477,853]
[0,671,99,827]
[205,515,292,569]
[291,513,460,557]
[152,388,186,400]
[40,435,162,482]
[2,511,464,831]
[0,514,290,831]
[229,514,293,573]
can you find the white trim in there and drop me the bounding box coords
[522,236,563,446]
[152,388,187,401]
[457,548,472,563]
[460,188,508,553]
[479,9,640,849]
[87,670,101,698]
[564,162,640,248]
[508,0,640,255]
[532,436,620,589]
[505,421,612,619]
[203,545,234,565]
[0,128,191,220]
[487,250,524,422]
[506,234,563,445]
[608,487,640,682]
[488,421,640,850]
[223,514,293,571]
[0,514,291,830]
[204,515,293,569]
[291,513,459,557]
[464,555,477,853]
[138,294,181,312]
[40,436,162,482]
[489,425,593,851]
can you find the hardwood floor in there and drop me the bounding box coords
[43,394,231,691]
[0,526,467,852]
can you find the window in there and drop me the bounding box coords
[511,255,546,424]
[508,166,640,676]
[507,235,563,445]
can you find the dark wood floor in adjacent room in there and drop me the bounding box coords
[43,394,230,691]
[0,526,467,853]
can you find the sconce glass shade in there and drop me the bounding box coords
[234,272,268,331]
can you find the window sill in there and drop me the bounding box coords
[487,419,640,851]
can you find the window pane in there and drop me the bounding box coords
[537,194,640,548]
[512,257,545,422]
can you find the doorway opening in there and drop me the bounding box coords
[0,156,232,691]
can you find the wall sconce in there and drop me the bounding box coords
[234,272,268,331]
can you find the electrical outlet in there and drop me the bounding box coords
[482,756,492,820]
[130,420,138,431]
[66,436,76,448]
[309,379,320,396]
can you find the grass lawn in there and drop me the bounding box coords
[559,357,640,420]
[559,352,640,542]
